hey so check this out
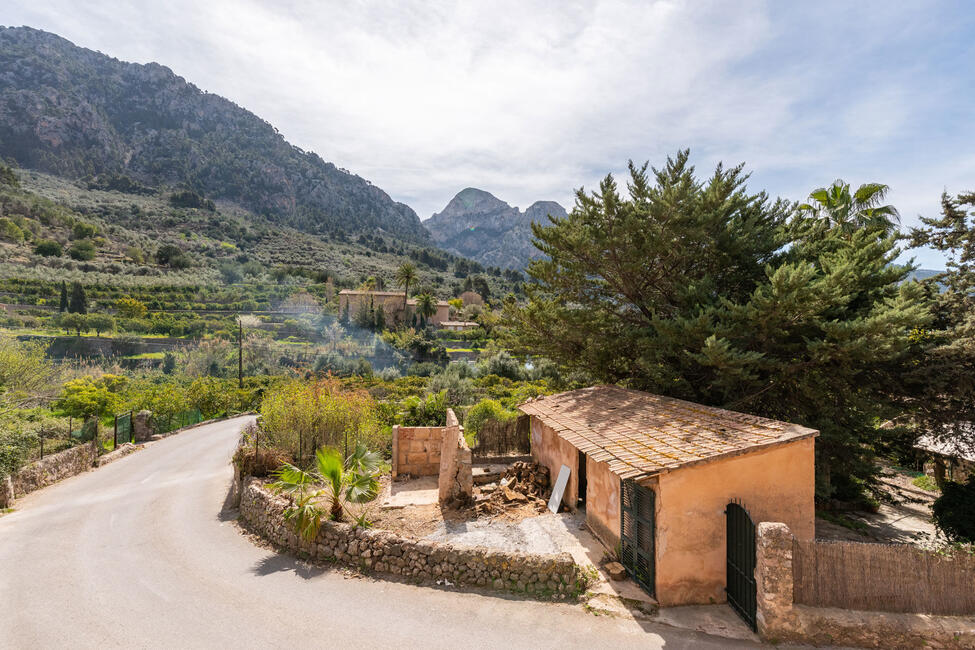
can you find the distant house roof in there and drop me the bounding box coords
[440,321,479,327]
[518,385,818,480]
[916,432,975,463]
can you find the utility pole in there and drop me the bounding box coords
[238,317,243,389]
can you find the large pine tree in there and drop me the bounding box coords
[509,151,929,499]
[904,190,975,455]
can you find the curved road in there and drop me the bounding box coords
[1,416,761,649]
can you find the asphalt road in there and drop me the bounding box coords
[0,416,763,649]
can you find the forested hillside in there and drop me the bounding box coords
[0,26,428,242]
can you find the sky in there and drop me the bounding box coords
[5,1,975,269]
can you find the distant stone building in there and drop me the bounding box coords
[916,432,974,485]
[440,320,479,332]
[337,290,450,326]
[277,290,320,314]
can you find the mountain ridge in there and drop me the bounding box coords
[0,25,429,243]
[425,188,566,269]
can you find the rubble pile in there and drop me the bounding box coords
[475,461,551,516]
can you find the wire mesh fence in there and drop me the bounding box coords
[153,408,203,435]
[114,411,133,446]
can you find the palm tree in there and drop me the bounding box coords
[798,180,900,235]
[415,292,436,328]
[271,443,382,539]
[395,262,418,322]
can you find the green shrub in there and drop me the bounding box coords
[33,239,63,257]
[477,350,524,380]
[463,398,517,437]
[911,474,940,492]
[426,363,476,405]
[68,239,97,261]
[56,376,125,419]
[260,377,384,461]
[0,217,24,243]
[0,427,38,479]
[169,190,215,211]
[400,390,447,426]
[72,222,98,239]
[932,478,975,542]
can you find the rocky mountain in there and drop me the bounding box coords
[0,26,428,243]
[425,188,566,269]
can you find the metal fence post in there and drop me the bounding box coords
[40,436,44,460]
[114,414,118,449]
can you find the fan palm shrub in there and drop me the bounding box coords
[271,443,383,540]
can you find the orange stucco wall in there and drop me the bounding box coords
[529,418,579,509]
[652,436,816,606]
[585,456,621,549]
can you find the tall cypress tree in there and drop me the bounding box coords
[59,281,68,312]
[510,151,929,500]
[68,281,88,314]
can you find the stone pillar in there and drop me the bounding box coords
[439,409,473,508]
[133,410,153,442]
[391,425,400,479]
[755,522,798,640]
[0,475,13,509]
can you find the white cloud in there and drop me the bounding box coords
[4,0,973,268]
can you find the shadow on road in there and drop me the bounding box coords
[251,553,329,580]
[218,485,239,522]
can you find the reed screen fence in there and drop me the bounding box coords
[792,539,975,616]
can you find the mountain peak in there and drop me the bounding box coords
[437,188,512,219]
[425,190,565,269]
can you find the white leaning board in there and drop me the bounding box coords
[548,464,571,514]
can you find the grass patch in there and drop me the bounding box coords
[123,351,165,359]
[818,510,871,533]
[912,474,940,492]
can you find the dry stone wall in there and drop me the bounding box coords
[10,442,97,499]
[239,479,590,599]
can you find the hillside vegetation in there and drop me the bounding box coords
[0,26,427,242]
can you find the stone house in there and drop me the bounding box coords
[519,385,817,607]
[916,432,974,484]
[440,320,479,332]
[337,290,450,326]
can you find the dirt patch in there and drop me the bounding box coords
[815,466,942,548]
[371,461,554,539]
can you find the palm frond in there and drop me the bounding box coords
[345,472,380,504]
[270,462,315,495]
[346,442,382,474]
[315,446,343,485]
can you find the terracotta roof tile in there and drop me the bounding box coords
[518,385,817,480]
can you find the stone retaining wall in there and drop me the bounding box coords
[756,522,975,649]
[239,479,590,599]
[10,442,97,499]
[96,443,140,466]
